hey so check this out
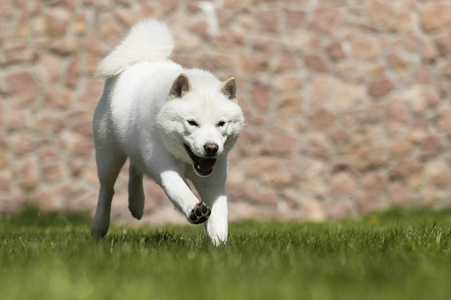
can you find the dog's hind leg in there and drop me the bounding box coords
[90,146,126,238]
[128,162,145,220]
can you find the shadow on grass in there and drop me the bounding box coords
[2,204,451,230]
[0,205,91,228]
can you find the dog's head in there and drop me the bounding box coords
[157,72,244,177]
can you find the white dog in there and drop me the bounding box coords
[90,19,244,245]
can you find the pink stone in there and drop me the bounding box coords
[327,201,352,219]
[39,55,62,84]
[390,139,413,156]
[259,10,279,32]
[285,9,305,29]
[36,115,65,134]
[85,52,101,75]
[300,198,326,222]
[436,32,451,55]
[252,38,275,54]
[310,78,333,101]
[85,35,103,55]
[239,56,268,73]
[304,55,330,72]
[260,168,294,186]
[72,137,93,157]
[265,130,298,154]
[66,59,79,88]
[14,11,30,38]
[187,3,201,13]
[420,2,451,31]
[368,0,390,20]
[29,190,58,212]
[82,79,104,103]
[363,173,384,191]
[440,62,451,76]
[0,50,39,67]
[357,192,383,214]
[437,108,451,130]
[424,161,451,187]
[211,52,232,68]
[412,65,430,84]
[100,14,122,41]
[47,10,69,37]
[278,96,302,114]
[39,145,58,160]
[244,157,280,176]
[257,190,279,205]
[115,8,133,27]
[389,14,414,32]
[388,159,419,181]
[421,135,443,158]
[388,182,414,207]
[190,20,208,38]
[273,75,302,91]
[0,172,11,191]
[308,7,341,34]
[330,173,355,196]
[73,120,93,137]
[351,34,379,60]
[422,39,438,61]
[229,181,258,200]
[0,0,13,18]
[328,127,351,145]
[138,3,158,19]
[217,8,237,26]
[162,0,179,13]
[42,163,63,181]
[13,134,35,156]
[386,98,408,122]
[51,38,79,55]
[7,71,39,102]
[8,109,29,131]
[45,89,74,108]
[387,54,408,69]
[18,159,38,190]
[273,57,297,72]
[251,82,270,110]
[327,41,345,59]
[216,30,245,47]
[309,108,335,129]
[368,78,394,97]
[115,0,131,5]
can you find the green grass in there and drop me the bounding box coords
[1,206,451,300]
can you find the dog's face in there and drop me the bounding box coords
[157,73,244,177]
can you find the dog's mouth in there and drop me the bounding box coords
[184,144,217,176]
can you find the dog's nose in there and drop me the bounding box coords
[204,142,218,156]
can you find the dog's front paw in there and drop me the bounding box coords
[189,202,211,224]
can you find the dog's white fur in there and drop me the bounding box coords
[90,19,244,245]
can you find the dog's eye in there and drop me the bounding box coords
[187,120,199,127]
[217,121,226,127]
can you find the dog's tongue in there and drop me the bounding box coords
[199,158,217,173]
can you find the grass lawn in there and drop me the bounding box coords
[1,206,451,300]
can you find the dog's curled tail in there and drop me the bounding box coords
[96,19,174,78]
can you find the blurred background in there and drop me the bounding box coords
[0,0,450,225]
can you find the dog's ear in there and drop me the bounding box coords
[221,77,237,102]
[169,73,192,99]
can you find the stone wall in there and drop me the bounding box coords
[1,0,451,224]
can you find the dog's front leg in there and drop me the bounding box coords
[204,195,228,245]
[158,170,210,224]
[190,160,229,245]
